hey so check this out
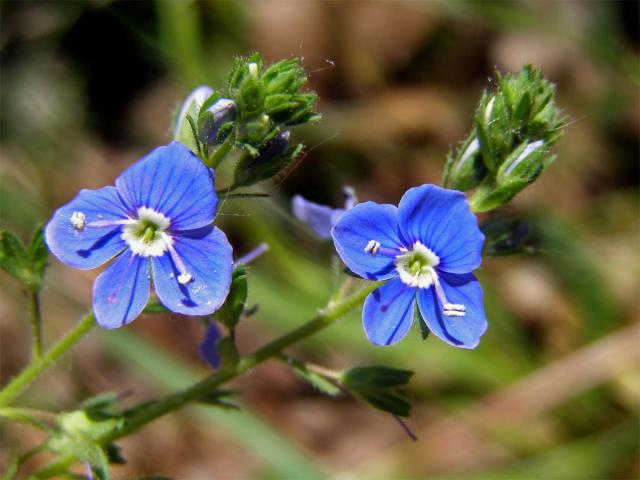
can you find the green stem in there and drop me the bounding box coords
[28,289,42,359]
[33,281,381,478]
[0,313,96,407]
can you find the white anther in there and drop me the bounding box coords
[364,240,381,256]
[161,233,193,285]
[444,303,466,311]
[70,211,86,231]
[444,310,466,317]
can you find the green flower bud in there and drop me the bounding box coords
[173,85,214,152]
[443,134,487,191]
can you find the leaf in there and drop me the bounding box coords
[340,366,413,389]
[0,229,29,284]
[0,226,48,291]
[351,388,412,417]
[288,358,341,397]
[28,224,48,283]
[218,265,248,329]
[0,453,19,480]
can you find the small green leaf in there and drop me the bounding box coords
[340,366,413,389]
[339,366,414,417]
[0,226,49,291]
[288,358,341,397]
[218,265,248,329]
[0,407,53,432]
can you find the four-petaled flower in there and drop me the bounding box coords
[45,142,233,329]
[332,185,487,348]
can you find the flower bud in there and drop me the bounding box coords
[443,134,487,191]
[197,98,236,146]
[233,130,296,188]
[173,86,214,151]
[497,139,547,185]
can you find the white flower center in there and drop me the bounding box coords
[121,207,171,257]
[394,241,440,288]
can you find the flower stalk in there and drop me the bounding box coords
[32,281,381,478]
[0,313,96,407]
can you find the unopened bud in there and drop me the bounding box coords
[443,134,487,191]
[173,85,213,151]
[198,98,236,145]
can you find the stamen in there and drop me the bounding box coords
[431,272,466,317]
[87,219,135,228]
[161,233,193,285]
[364,240,381,256]
[70,211,86,231]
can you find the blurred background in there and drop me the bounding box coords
[1,0,638,478]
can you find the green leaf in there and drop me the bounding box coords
[0,226,49,291]
[0,229,29,284]
[339,366,414,416]
[217,265,248,329]
[28,224,48,284]
[340,366,413,389]
[288,358,341,397]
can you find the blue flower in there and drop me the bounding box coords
[332,184,487,348]
[45,142,234,329]
[292,186,357,239]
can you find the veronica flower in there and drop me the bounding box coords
[45,142,233,329]
[332,185,487,348]
[292,186,357,239]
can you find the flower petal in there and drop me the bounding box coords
[199,322,222,369]
[115,142,217,231]
[151,226,233,316]
[397,185,484,274]
[363,278,416,346]
[417,273,487,348]
[292,194,342,240]
[332,202,404,280]
[44,186,128,269]
[93,252,150,329]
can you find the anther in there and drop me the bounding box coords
[161,233,193,285]
[444,310,466,317]
[70,211,86,231]
[444,303,466,311]
[364,240,381,256]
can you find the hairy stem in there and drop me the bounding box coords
[28,289,42,359]
[0,313,96,407]
[32,281,381,478]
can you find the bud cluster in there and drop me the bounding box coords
[443,66,566,212]
[173,53,320,188]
